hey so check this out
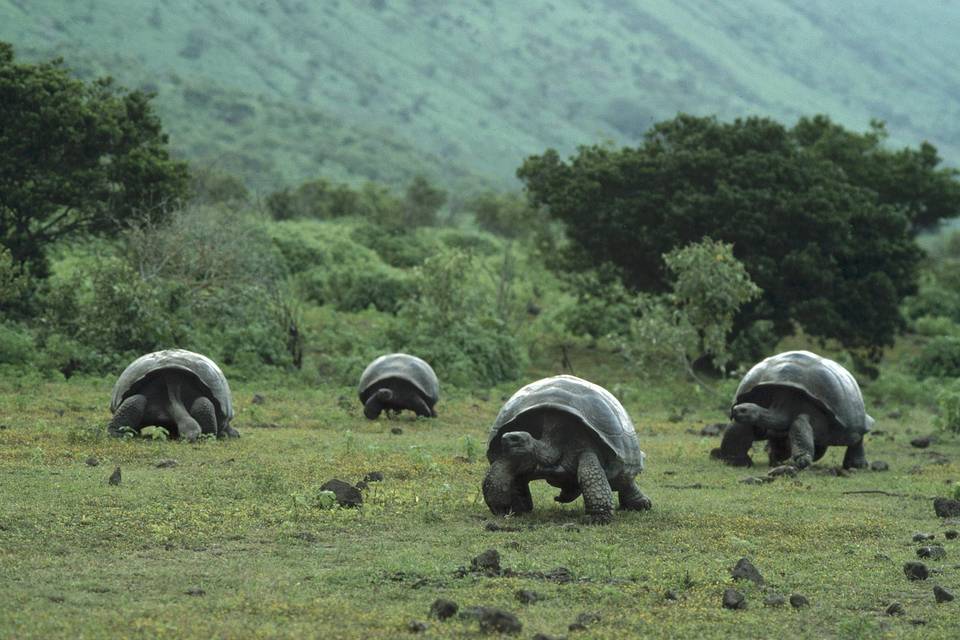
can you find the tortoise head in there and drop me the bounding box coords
[500,430,561,467]
[731,402,764,426]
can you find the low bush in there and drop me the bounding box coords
[911,335,960,379]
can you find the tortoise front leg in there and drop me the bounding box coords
[842,438,868,469]
[711,421,755,467]
[513,479,533,513]
[788,414,816,469]
[768,437,791,467]
[109,394,147,437]
[577,450,614,524]
[612,474,652,511]
[483,459,519,516]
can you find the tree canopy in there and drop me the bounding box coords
[0,42,188,275]
[517,114,939,356]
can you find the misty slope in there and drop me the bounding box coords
[2,0,958,192]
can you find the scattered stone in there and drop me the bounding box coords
[251,394,265,405]
[913,532,935,542]
[885,602,905,616]
[945,530,958,540]
[47,595,65,603]
[664,589,680,601]
[700,423,726,436]
[155,459,178,468]
[430,598,459,620]
[319,479,363,507]
[875,553,892,561]
[516,589,542,604]
[363,471,384,483]
[559,523,581,533]
[478,608,522,634]
[740,476,772,485]
[917,546,946,560]
[722,588,747,610]
[904,562,929,580]
[484,521,521,532]
[887,409,903,419]
[294,531,318,543]
[568,612,600,631]
[108,466,121,486]
[354,480,369,491]
[407,620,427,633]
[933,585,955,603]
[531,635,563,640]
[763,594,786,607]
[471,549,502,574]
[731,557,764,585]
[85,456,99,467]
[543,567,574,584]
[934,497,960,518]
[391,427,403,435]
[789,594,809,608]
[911,436,932,449]
[768,465,798,478]
[870,460,890,472]
[824,466,850,477]
[185,587,205,596]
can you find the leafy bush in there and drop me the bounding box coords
[350,221,440,268]
[0,322,34,365]
[913,315,960,337]
[318,262,412,313]
[936,383,960,434]
[559,268,639,340]
[911,336,960,379]
[467,191,540,238]
[862,370,937,408]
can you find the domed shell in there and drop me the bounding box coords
[486,375,645,474]
[357,353,440,406]
[110,349,234,425]
[734,350,873,436]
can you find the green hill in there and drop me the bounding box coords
[2,0,958,193]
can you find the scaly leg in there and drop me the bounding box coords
[768,437,791,467]
[613,474,652,511]
[842,438,868,469]
[190,396,218,436]
[483,459,519,516]
[577,450,614,524]
[711,421,756,467]
[788,414,816,469]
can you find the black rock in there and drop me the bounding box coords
[407,620,427,633]
[108,466,122,486]
[354,480,368,491]
[430,598,459,620]
[904,562,929,580]
[471,549,501,573]
[885,602,905,616]
[391,427,403,435]
[478,608,522,634]
[740,476,772,485]
[767,465,798,478]
[516,589,542,604]
[870,460,890,471]
[731,557,764,585]
[363,471,384,483]
[763,594,786,607]
[484,521,521,532]
[319,479,363,507]
[700,423,727,436]
[917,546,946,560]
[789,594,809,608]
[568,612,600,630]
[155,459,178,468]
[85,456,99,467]
[911,436,932,449]
[251,394,265,405]
[887,409,903,419]
[543,567,574,583]
[934,497,960,518]
[945,530,959,540]
[933,585,955,603]
[531,635,564,640]
[185,587,205,596]
[664,589,680,601]
[913,532,935,542]
[722,588,747,610]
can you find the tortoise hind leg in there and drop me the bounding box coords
[612,474,652,511]
[577,450,614,524]
[711,422,755,467]
[190,396,218,436]
[109,394,147,437]
[842,438,868,469]
[554,485,581,503]
[408,393,435,418]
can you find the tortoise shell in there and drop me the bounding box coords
[358,353,440,407]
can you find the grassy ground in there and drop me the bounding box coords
[0,363,958,639]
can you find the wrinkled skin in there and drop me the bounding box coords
[483,409,651,524]
[711,387,867,470]
[362,380,436,419]
[109,370,239,442]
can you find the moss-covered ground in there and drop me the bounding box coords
[0,360,958,639]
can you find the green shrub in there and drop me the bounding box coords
[0,321,34,365]
[322,263,412,313]
[862,370,937,408]
[936,383,960,433]
[911,336,960,379]
[351,222,440,268]
[913,315,960,337]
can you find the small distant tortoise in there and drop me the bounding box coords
[109,349,238,442]
[358,353,439,419]
[483,375,650,524]
[712,350,873,469]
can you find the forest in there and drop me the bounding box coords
[2,30,960,640]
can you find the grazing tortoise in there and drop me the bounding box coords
[483,375,650,524]
[711,350,873,469]
[109,349,237,442]
[358,353,439,419]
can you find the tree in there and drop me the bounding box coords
[791,115,960,231]
[0,42,188,276]
[518,114,925,357]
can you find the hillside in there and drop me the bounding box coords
[2,0,959,193]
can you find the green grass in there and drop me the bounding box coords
[0,368,957,639]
